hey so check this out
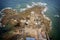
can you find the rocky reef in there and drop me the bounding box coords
[0,2,51,40]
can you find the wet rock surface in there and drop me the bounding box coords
[0,2,51,40]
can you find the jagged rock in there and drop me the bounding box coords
[0,3,51,40]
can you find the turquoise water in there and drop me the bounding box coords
[26,37,35,40]
[0,0,60,40]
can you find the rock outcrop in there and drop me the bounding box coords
[0,3,51,40]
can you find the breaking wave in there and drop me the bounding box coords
[0,2,50,27]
